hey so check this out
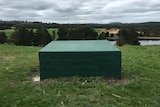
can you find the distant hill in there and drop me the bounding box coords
[108,22,123,25]
[0,20,160,29]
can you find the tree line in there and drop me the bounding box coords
[10,26,52,46]
[1,20,160,37]
[0,24,140,46]
[1,20,159,46]
[0,26,52,46]
[57,26,98,40]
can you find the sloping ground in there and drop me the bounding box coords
[0,44,160,107]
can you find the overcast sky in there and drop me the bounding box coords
[0,0,160,23]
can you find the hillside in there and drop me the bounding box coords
[0,44,160,106]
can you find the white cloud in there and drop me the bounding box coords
[0,0,160,23]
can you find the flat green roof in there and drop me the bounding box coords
[40,40,120,52]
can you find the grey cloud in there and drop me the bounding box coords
[1,0,53,10]
[0,0,160,23]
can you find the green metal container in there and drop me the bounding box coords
[39,40,121,79]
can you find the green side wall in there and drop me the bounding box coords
[39,51,121,79]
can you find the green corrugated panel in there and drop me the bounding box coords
[39,40,121,79]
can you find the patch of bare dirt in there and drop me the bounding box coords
[104,78,134,85]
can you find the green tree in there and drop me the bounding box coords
[10,26,34,46]
[0,32,7,44]
[24,29,34,46]
[74,27,98,40]
[98,32,106,40]
[57,26,98,40]
[117,28,140,46]
[105,32,109,37]
[98,32,109,40]
[83,27,98,40]
[34,27,52,46]
[67,28,78,40]
[127,29,140,45]
[57,26,69,40]
[116,29,126,46]
[10,29,19,45]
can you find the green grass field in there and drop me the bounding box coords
[0,44,159,107]
[94,28,103,35]
[0,29,14,38]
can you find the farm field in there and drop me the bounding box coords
[0,44,160,106]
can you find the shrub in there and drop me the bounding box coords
[0,32,7,44]
[117,29,140,46]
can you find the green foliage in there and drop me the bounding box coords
[0,45,160,106]
[0,32,7,44]
[58,26,98,40]
[34,27,52,46]
[1,21,160,37]
[98,32,109,40]
[10,26,34,46]
[57,26,69,40]
[117,29,140,46]
[10,26,52,46]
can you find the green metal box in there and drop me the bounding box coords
[39,40,121,79]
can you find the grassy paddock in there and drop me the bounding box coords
[0,29,14,38]
[0,44,159,106]
[47,28,59,40]
[94,28,103,35]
